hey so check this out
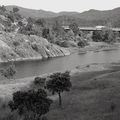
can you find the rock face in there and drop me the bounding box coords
[0,32,70,62]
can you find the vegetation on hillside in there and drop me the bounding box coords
[92,27,120,43]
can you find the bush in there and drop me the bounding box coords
[0,64,16,80]
[34,77,46,87]
[13,7,19,13]
[92,27,119,43]
[77,38,89,48]
[92,31,103,42]
[69,22,79,36]
[9,89,53,118]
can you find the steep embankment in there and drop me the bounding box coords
[0,32,70,62]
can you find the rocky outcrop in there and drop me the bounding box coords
[0,32,70,62]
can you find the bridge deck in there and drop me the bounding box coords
[62,26,120,32]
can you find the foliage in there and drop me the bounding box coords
[92,28,119,43]
[19,23,37,35]
[42,28,56,43]
[18,21,23,26]
[92,31,103,42]
[13,41,20,48]
[52,20,65,37]
[42,28,50,39]
[23,112,48,120]
[34,77,46,88]
[13,7,19,13]
[0,64,16,80]
[77,38,89,47]
[9,89,52,118]
[69,22,79,36]
[102,28,116,43]
[31,43,39,52]
[46,71,72,106]
[7,13,14,23]
[0,5,6,13]
[35,18,46,27]
[27,17,35,25]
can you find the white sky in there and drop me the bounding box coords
[0,0,120,13]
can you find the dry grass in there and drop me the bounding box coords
[0,63,120,120]
[46,67,120,120]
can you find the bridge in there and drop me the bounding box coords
[62,26,120,32]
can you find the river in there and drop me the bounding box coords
[1,49,120,79]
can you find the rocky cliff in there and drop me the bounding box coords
[0,32,70,62]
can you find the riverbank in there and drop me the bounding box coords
[0,47,71,63]
[47,62,120,120]
[0,42,119,63]
[0,62,119,98]
[1,62,120,119]
[0,42,120,98]
[79,42,120,53]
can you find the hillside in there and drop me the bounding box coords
[6,5,57,18]
[0,32,70,62]
[6,5,81,18]
[0,6,70,62]
[5,6,120,27]
[72,8,120,20]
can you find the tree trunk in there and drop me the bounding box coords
[58,92,62,106]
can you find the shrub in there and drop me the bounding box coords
[34,77,46,87]
[69,22,79,36]
[13,7,19,13]
[0,64,16,80]
[9,89,52,119]
[77,39,89,48]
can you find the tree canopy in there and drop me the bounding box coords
[9,89,52,119]
[46,71,72,106]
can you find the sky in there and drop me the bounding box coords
[0,0,120,13]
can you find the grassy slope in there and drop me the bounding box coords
[47,64,120,120]
[0,63,120,120]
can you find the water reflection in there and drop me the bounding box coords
[0,49,120,79]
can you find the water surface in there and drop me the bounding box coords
[1,49,120,79]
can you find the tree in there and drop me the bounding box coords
[102,27,115,43]
[52,20,65,37]
[19,23,36,35]
[42,28,50,39]
[0,64,16,80]
[9,89,52,120]
[13,7,19,13]
[7,13,14,23]
[69,22,79,36]
[27,17,35,25]
[46,71,72,106]
[35,18,46,27]
[18,21,23,27]
[13,41,20,52]
[77,38,88,47]
[0,5,6,12]
[34,77,46,88]
[92,31,103,42]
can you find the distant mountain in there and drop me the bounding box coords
[73,8,120,21]
[5,5,120,27]
[6,5,57,18]
[6,5,120,19]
